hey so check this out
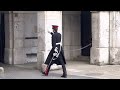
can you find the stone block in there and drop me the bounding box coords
[64,46,71,60]
[62,15,71,32]
[70,46,81,60]
[14,27,24,39]
[110,48,120,65]
[13,48,25,64]
[71,31,80,46]
[63,31,71,46]
[25,55,37,63]
[37,52,45,70]
[90,47,109,65]
[25,47,38,54]
[14,21,24,31]
[24,39,38,48]
[14,39,24,48]
[71,15,80,32]
[13,13,24,22]
[99,12,109,47]
[4,48,13,64]
[91,12,100,47]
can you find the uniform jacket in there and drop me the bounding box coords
[44,32,66,65]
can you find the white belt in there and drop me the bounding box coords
[56,42,61,45]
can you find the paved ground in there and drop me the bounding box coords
[0,61,96,79]
[66,60,120,79]
[1,60,120,79]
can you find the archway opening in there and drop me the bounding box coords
[81,11,92,56]
[62,11,92,63]
[0,12,5,63]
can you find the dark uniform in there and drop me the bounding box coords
[44,25,67,78]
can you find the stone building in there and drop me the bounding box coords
[0,11,120,70]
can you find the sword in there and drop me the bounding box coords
[44,45,61,76]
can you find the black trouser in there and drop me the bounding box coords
[47,54,67,75]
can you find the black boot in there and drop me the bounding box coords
[61,65,67,78]
[61,74,67,78]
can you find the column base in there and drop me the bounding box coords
[110,48,120,65]
[90,47,109,66]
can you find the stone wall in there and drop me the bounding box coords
[109,12,120,64]
[62,11,81,61]
[37,11,62,69]
[4,11,38,64]
[90,11,109,65]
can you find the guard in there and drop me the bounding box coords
[42,25,67,78]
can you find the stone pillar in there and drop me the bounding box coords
[12,12,25,64]
[4,11,25,64]
[62,11,81,61]
[37,11,62,70]
[37,11,45,70]
[90,11,110,65]
[109,12,120,64]
[4,11,14,64]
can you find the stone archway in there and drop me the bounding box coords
[37,11,120,71]
[37,11,92,71]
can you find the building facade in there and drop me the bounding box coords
[0,11,120,70]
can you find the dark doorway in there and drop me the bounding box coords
[0,12,5,63]
[81,11,92,56]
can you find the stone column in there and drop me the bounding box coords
[37,11,62,70]
[109,12,120,64]
[90,11,110,65]
[37,11,45,70]
[12,12,25,64]
[4,11,14,64]
[4,11,25,64]
[62,11,81,61]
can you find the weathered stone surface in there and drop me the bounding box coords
[62,11,81,61]
[4,48,13,64]
[90,47,109,65]
[14,39,24,48]
[90,12,109,65]
[13,48,26,64]
[110,48,120,65]
[109,12,120,64]
[37,11,62,70]
[37,52,45,70]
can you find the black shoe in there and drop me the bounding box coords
[61,74,67,78]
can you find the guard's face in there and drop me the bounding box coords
[53,29,55,32]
